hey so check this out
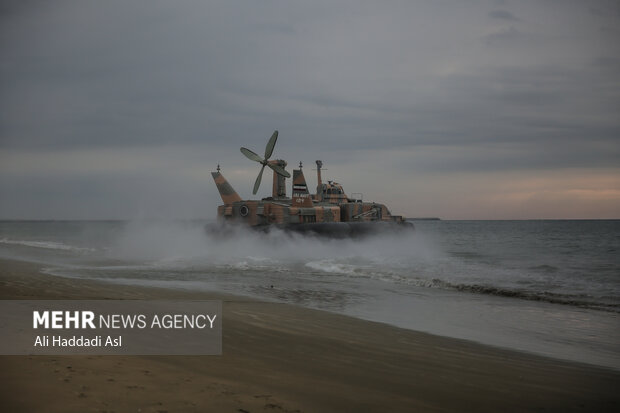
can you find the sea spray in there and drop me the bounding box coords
[2,220,619,368]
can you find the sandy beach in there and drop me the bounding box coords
[1,257,618,412]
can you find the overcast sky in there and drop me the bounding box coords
[1,0,619,219]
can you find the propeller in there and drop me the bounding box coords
[240,130,291,194]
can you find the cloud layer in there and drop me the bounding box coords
[1,0,619,219]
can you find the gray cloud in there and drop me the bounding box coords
[1,0,619,219]
[489,10,519,21]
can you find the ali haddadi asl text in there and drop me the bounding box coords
[34,335,121,347]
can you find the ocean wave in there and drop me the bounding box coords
[429,279,620,313]
[350,270,620,313]
[0,238,95,253]
[305,260,361,275]
[528,264,559,273]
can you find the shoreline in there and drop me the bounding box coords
[1,257,619,412]
[39,257,620,371]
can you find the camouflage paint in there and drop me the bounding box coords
[211,155,408,228]
[292,168,313,207]
[211,172,242,204]
[269,160,287,199]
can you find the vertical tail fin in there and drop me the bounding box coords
[211,171,242,204]
[292,168,313,207]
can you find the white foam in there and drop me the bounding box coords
[305,259,359,275]
[0,238,95,253]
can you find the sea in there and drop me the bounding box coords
[1,219,618,370]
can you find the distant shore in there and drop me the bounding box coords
[1,257,618,412]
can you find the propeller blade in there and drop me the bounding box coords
[240,147,264,163]
[253,164,266,194]
[264,130,278,159]
[267,162,291,178]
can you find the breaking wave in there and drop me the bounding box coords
[0,238,95,253]
[451,284,619,312]
[305,260,364,275]
[400,277,620,313]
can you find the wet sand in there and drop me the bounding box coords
[1,258,619,412]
